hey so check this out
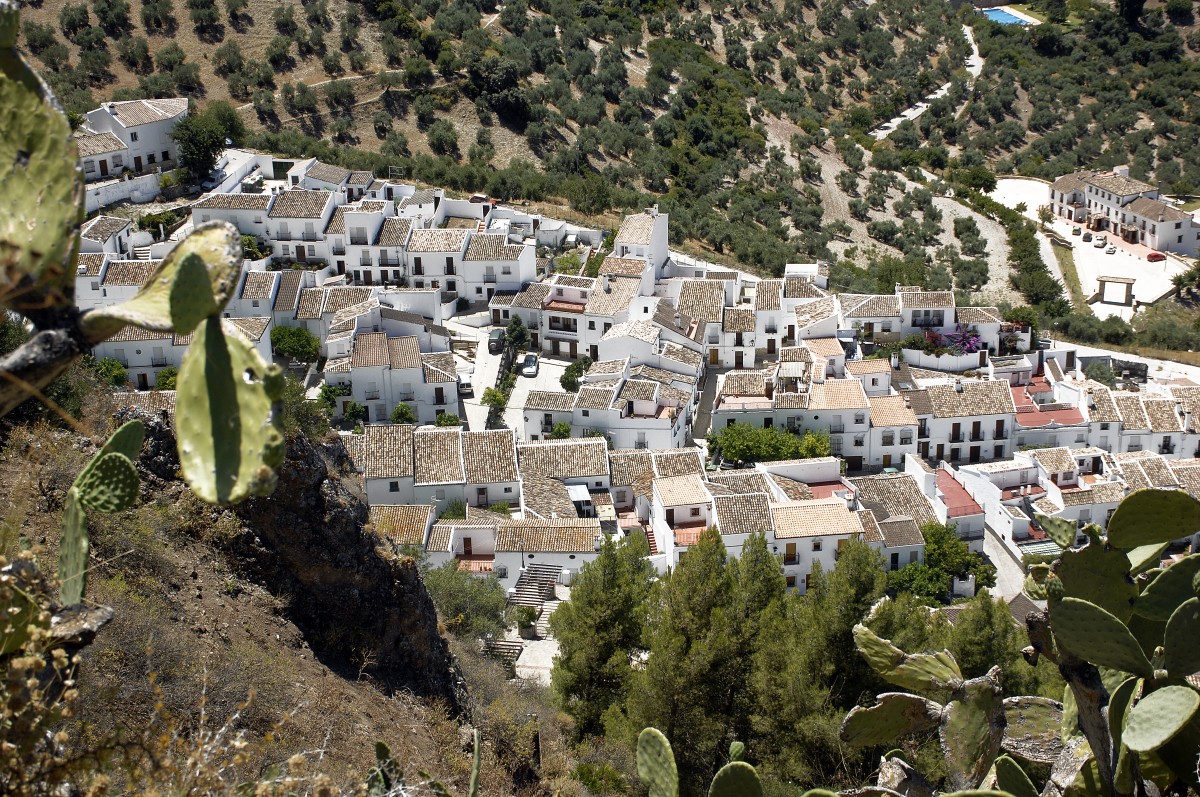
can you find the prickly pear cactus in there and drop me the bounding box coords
[81,222,244,342]
[176,317,285,505]
[993,755,1037,797]
[637,728,679,797]
[0,0,84,313]
[59,420,145,605]
[853,624,963,700]
[940,670,1006,791]
[841,693,942,747]
[1034,513,1077,548]
[1134,554,1200,621]
[1123,687,1200,753]
[709,761,763,797]
[1105,490,1200,549]
[1050,597,1153,677]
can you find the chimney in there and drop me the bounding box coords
[1086,388,1095,409]
[955,378,963,394]
[903,395,911,409]
[674,312,681,328]
[604,274,612,293]
[890,352,899,370]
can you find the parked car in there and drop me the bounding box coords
[1148,251,1167,262]
[1094,238,1107,248]
[1082,232,1093,242]
[200,169,226,190]
[488,329,505,354]
[1106,245,1117,254]
[1072,227,1082,236]
[520,353,540,377]
[458,378,473,397]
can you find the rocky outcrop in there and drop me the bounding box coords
[126,410,466,712]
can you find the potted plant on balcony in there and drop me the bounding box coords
[514,605,538,639]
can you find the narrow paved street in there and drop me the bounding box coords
[984,526,1028,599]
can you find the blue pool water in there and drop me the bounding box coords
[983,8,1031,24]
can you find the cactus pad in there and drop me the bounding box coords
[1107,489,1200,549]
[1051,597,1153,676]
[853,624,962,699]
[939,670,1005,791]
[1123,686,1200,752]
[1128,543,1170,576]
[58,488,88,606]
[1035,513,1078,548]
[1165,598,1200,677]
[0,0,85,313]
[176,317,285,505]
[1108,676,1141,759]
[1055,539,1137,622]
[841,693,942,747]
[76,452,140,513]
[728,741,744,763]
[1135,555,1200,621]
[708,762,762,797]
[994,755,1037,797]
[0,571,40,655]
[637,728,678,797]
[82,222,242,342]
[1000,696,1063,764]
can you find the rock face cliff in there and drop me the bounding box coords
[132,410,466,711]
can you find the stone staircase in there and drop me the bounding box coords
[508,563,562,607]
[132,246,154,260]
[481,638,524,663]
[536,600,560,637]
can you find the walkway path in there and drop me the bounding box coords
[870,25,983,140]
[984,526,1027,599]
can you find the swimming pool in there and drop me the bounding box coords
[983,7,1031,24]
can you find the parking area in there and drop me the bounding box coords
[503,353,569,437]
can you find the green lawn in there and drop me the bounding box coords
[1181,198,1200,212]
[1007,3,1085,25]
[1050,240,1090,312]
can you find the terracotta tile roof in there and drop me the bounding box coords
[585,276,641,316]
[755,279,782,311]
[842,294,900,318]
[1114,394,1150,430]
[553,274,595,289]
[1085,172,1156,197]
[1083,383,1121,422]
[769,474,813,501]
[870,395,918,427]
[1045,358,1065,382]
[653,450,705,477]
[408,228,469,253]
[1143,399,1182,433]
[713,493,772,536]
[780,346,814,363]
[630,364,695,386]
[113,390,176,417]
[771,500,864,539]
[795,296,838,328]
[420,352,456,383]
[1126,196,1192,223]
[75,131,126,157]
[705,270,739,282]
[325,286,374,315]
[462,429,518,483]
[722,307,756,333]
[268,189,331,219]
[362,424,414,479]
[677,280,725,323]
[598,256,647,277]
[102,260,157,286]
[618,378,659,403]
[348,170,374,187]
[925,380,1015,418]
[587,359,627,377]
[804,337,845,358]
[81,215,131,242]
[518,438,610,479]
[707,469,772,495]
[324,356,351,373]
[240,271,276,301]
[109,324,172,342]
[296,288,325,319]
[654,473,710,506]
[324,206,347,235]
[660,342,703,369]
[849,473,937,527]
[1028,447,1077,474]
[858,509,883,543]
[956,306,1002,325]
[464,233,524,261]
[388,336,422,370]
[495,518,601,553]
[575,382,619,410]
[399,189,437,208]
[847,358,893,376]
[192,192,273,211]
[615,212,657,245]
[76,252,107,276]
[413,427,465,484]
[601,319,660,345]
[227,316,270,342]
[609,450,655,488]
[1061,481,1128,506]
[877,516,924,547]
[722,370,770,397]
[809,379,870,410]
[526,390,576,411]
[512,282,552,309]
[351,331,389,368]
[783,277,826,300]
[273,270,304,312]
[899,290,955,309]
[376,217,413,247]
[104,97,187,126]
[306,161,351,184]
[371,505,432,546]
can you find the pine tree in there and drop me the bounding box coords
[549,533,653,738]
[626,527,740,795]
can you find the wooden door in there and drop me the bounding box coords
[735,350,744,368]
[434,387,445,405]
[767,338,775,354]
[666,508,675,526]
[99,159,109,177]
[137,372,148,389]
[463,537,473,557]
[785,542,796,565]
[134,156,142,171]
[883,454,892,468]
[709,348,718,365]
[569,341,577,358]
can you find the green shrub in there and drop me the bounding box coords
[96,356,127,387]
[270,325,319,362]
[154,366,177,390]
[390,402,416,424]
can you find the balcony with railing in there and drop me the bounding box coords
[950,434,965,444]
[483,272,497,283]
[899,435,913,446]
[331,245,346,256]
[783,554,799,566]
[970,432,985,442]
[1161,443,1176,455]
[397,393,415,402]
[829,423,845,433]
[364,390,381,400]
[541,423,553,434]
[911,316,944,328]
[994,429,1009,440]
[349,235,368,246]
[151,358,168,367]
